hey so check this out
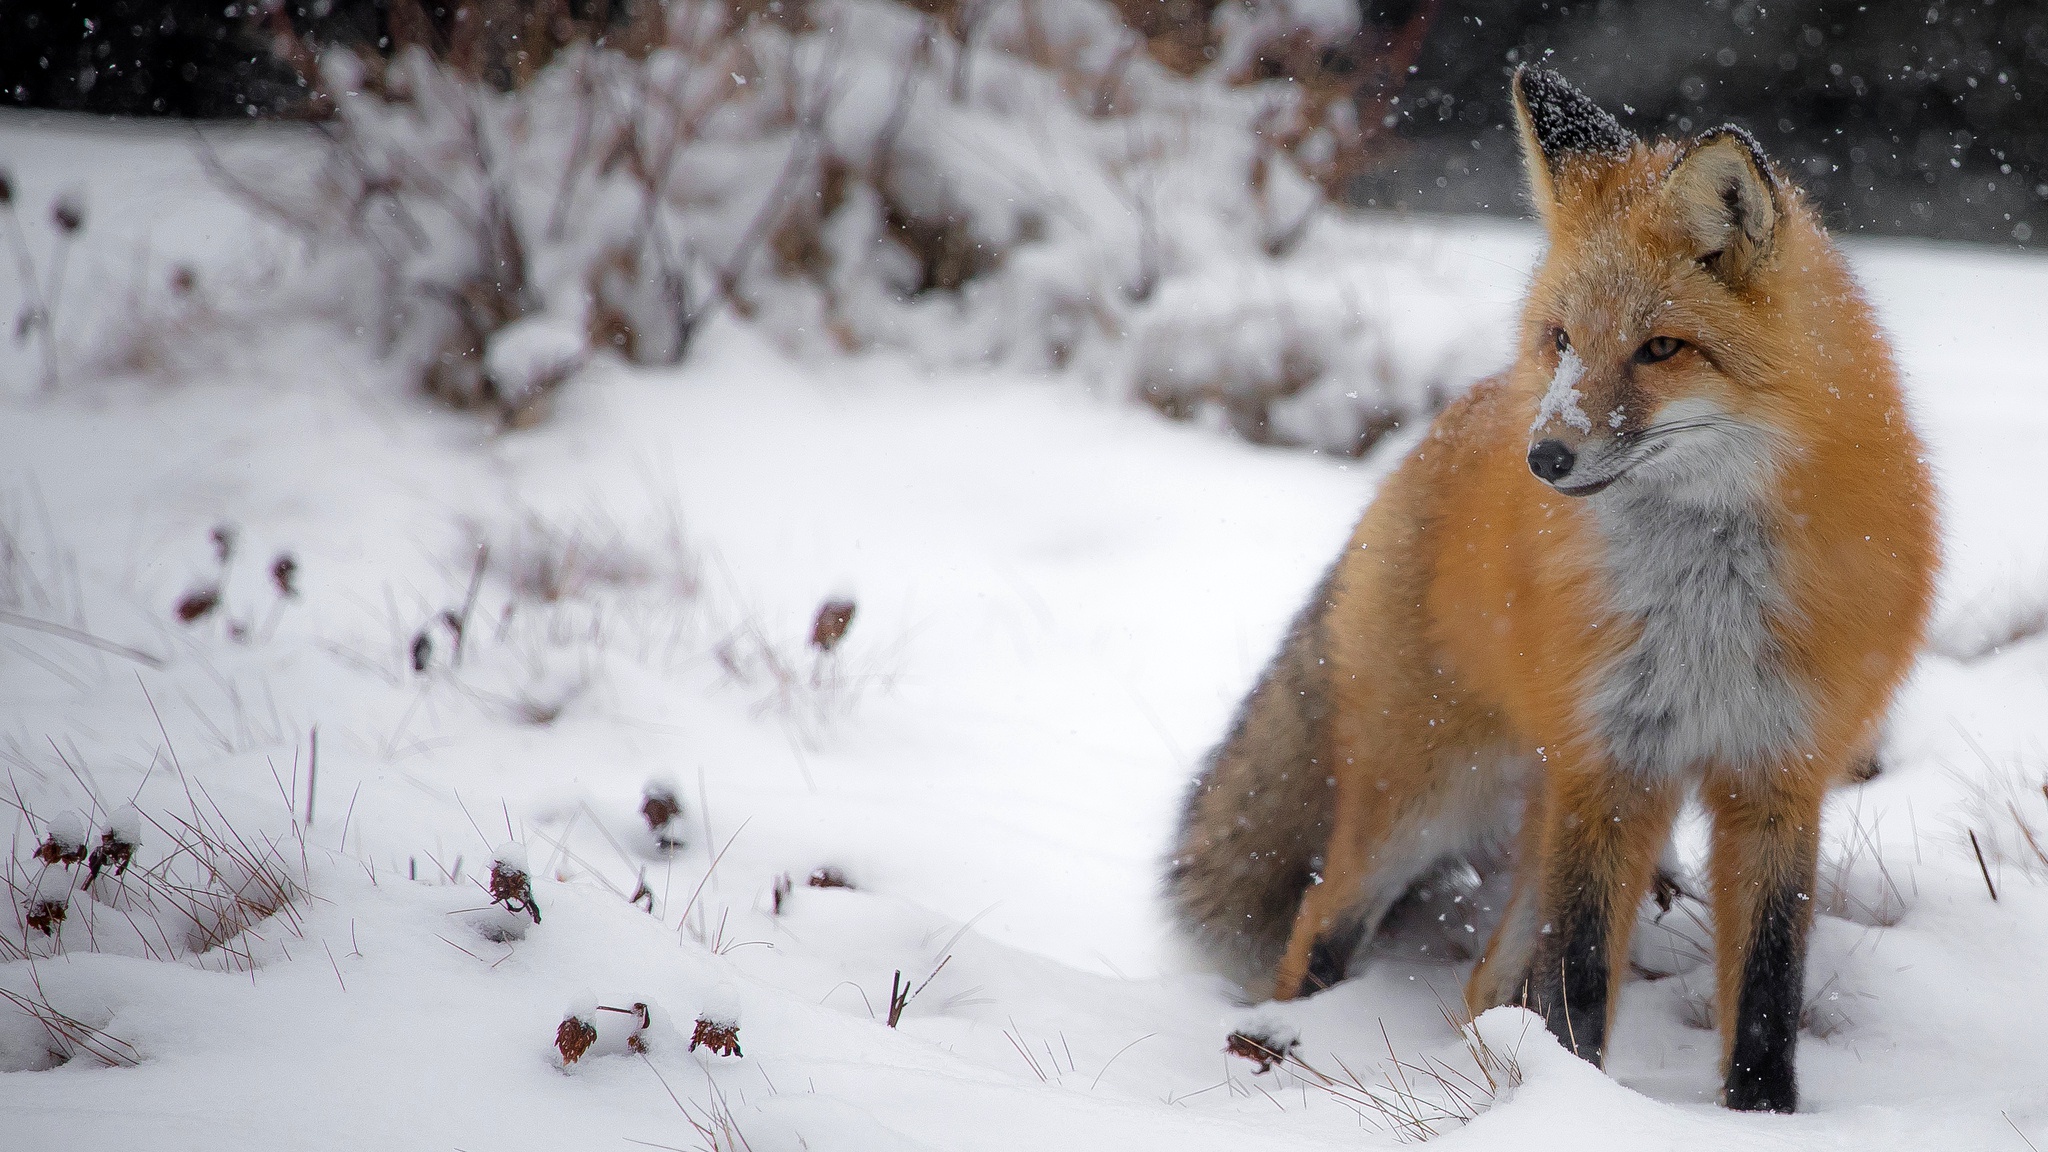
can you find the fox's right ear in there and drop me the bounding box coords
[1512,65,1635,225]
[1663,126,1780,286]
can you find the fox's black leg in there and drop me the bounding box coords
[1299,911,1368,997]
[1528,873,1614,1065]
[1723,875,1808,1112]
[1526,773,1680,1067]
[1708,776,1823,1114]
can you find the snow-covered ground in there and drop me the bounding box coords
[3,112,2047,1151]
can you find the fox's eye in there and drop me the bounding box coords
[1553,329,1571,354]
[1636,336,1684,363]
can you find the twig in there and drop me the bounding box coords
[886,969,908,1027]
[1969,829,1999,901]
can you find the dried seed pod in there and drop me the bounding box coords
[176,585,222,623]
[1224,1022,1299,1075]
[33,812,88,866]
[411,630,433,672]
[438,608,464,652]
[0,170,13,206]
[488,844,540,924]
[806,866,852,890]
[26,899,66,935]
[809,598,856,653]
[271,552,298,597]
[556,1012,598,1065]
[600,1001,654,1054]
[211,524,235,564]
[85,805,142,886]
[689,984,742,1058]
[52,193,84,234]
[170,264,197,297]
[626,1002,652,1052]
[26,869,72,935]
[771,872,792,915]
[640,781,685,850]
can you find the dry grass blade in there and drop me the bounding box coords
[677,818,749,947]
[0,609,166,668]
[639,1053,757,1152]
[1269,1009,1522,1143]
[0,983,140,1068]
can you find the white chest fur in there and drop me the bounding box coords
[1584,486,1807,777]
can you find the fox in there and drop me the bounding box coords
[1165,66,1937,1113]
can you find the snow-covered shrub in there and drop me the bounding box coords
[1131,277,1416,456]
[224,0,1447,445]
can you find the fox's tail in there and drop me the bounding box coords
[1164,567,1340,987]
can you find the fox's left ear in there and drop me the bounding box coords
[1512,66,1635,226]
[1664,126,1780,286]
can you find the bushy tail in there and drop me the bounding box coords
[1165,568,1340,987]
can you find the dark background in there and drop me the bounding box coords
[1368,0,2047,245]
[5,0,2045,245]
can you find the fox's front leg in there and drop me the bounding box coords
[1704,769,1825,1113]
[1466,776,1547,1013]
[1526,764,1680,1066]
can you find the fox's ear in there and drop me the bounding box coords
[1512,65,1635,221]
[1663,126,1779,285]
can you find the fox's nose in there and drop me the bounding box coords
[1528,440,1576,483]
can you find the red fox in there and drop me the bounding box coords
[1166,67,1937,1113]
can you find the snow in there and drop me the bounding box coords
[2,107,2047,1152]
[1532,346,1593,435]
[492,843,531,877]
[700,981,742,1030]
[43,813,86,855]
[103,804,142,849]
[30,868,73,909]
[485,316,590,411]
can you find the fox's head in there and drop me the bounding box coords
[1511,67,1818,505]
